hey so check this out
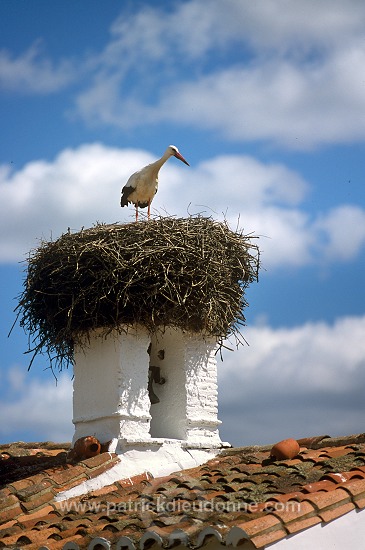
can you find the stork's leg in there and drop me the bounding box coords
[135,204,138,222]
[147,200,151,220]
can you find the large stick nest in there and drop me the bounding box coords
[16,216,259,370]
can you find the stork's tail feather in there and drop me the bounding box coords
[120,196,128,207]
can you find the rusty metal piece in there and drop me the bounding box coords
[148,365,166,404]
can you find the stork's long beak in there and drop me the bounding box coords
[175,152,190,166]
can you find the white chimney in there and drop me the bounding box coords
[19,218,258,477]
[72,325,225,461]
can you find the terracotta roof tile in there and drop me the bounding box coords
[226,516,288,548]
[272,499,315,523]
[250,527,289,549]
[301,486,356,524]
[284,514,322,535]
[236,514,282,537]
[2,435,365,548]
[318,501,356,523]
[19,490,55,513]
[302,479,337,493]
[16,479,54,502]
[17,504,57,525]
[340,478,365,509]
[0,499,24,524]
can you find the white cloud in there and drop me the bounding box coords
[0,367,73,441]
[224,0,365,54]
[72,0,365,148]
[184,155,308,208]
[314,205,365,262]
[1,144,364,268]
[0,144,146,262]
[218,315,365,445]
[2,1,364,147]
[0,40,75,94]
[106,0,365,63]
[158,49,365,148]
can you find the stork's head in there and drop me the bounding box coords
[168,145,190,166]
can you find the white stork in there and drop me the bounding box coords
[120,145,189,221]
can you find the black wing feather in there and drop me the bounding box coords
[120,185,135,207]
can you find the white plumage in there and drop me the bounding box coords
[120,145,189,221]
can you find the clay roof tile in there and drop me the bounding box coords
[2,435,365,549]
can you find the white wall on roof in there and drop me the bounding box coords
[221,507,365,550]
[268,508,365,549]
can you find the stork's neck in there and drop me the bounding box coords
[152,148,172,170]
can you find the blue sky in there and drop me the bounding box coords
[1,0,365,446]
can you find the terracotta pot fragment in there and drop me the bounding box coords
[270,438,300,460]
[72,436,101,460]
